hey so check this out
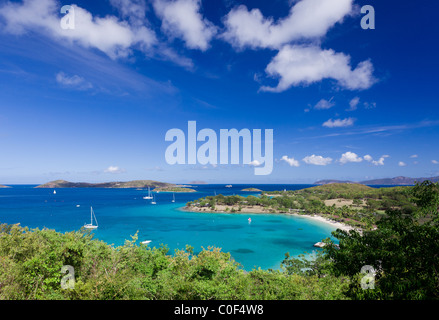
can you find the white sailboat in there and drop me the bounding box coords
[84,206,98,229]
[143,187,153,200]
[53,190,56,194]
[151,194,156,205]
[171,192,175,203]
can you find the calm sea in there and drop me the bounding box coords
[0,184,366,270]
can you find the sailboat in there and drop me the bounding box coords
[84,206,98,229]
[143,187,153,200]
[151,194,156,205]
[53,190,56,194]
[171,192,175,203]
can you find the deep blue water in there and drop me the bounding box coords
[0,184,374,270]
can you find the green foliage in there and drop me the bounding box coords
[324,181,439,299]
[0,224,348,300]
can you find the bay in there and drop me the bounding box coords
[0,184,341,270]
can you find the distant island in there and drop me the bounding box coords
[35,179,175,189]
[315,176,439,185]
[0,184,10,188]
[314,180,358,185]
[241,188,262,192]
[153,186,197,192]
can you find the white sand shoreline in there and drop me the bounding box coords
[292,213,356,232]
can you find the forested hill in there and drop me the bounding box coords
[35,180,175,188]
[315,176,439,185]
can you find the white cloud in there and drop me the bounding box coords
[153,0,217,51]
[302,154,332,166]
[280,155,300,167]
[398,161,407,167]
[110,0,147,25]
[104,166,126,173]
[410,154,418,158]
[323,117,355,128]
[372,155,389,166]
[0,0,156,59]
[347,96,360,111]
[313,98,335,110]
[260,45,375,92]
[248,160,261,167]
[364,154,389,166]
[363,101,377,109]
[432,160,439,165]
[339,151,362,164]
[56,71,92,90]
[222,0,353,50]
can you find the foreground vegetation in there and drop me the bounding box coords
[1,181,438,300]
[0,225,348,300]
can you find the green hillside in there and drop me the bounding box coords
[35,179,174,188]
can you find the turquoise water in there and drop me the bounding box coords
[0,184,338,270]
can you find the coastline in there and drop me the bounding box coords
[181,205,357,232]
[291,213,356,232]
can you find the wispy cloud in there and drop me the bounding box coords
[55,71,92,90]
[104,166,126,174]
[364,154,389,166]
[0,29,178,97]
[323,117,355,128]
[280,155,300,167]
[346,96,359,111]
[313,97,335,110]
[299,120,439,140]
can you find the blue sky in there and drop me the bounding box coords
[0,0,438,184]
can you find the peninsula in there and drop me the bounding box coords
[35,179,175,189]
[184,183,415,230]
[315,175,439,185]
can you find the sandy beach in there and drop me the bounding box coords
[293,214,356,232]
